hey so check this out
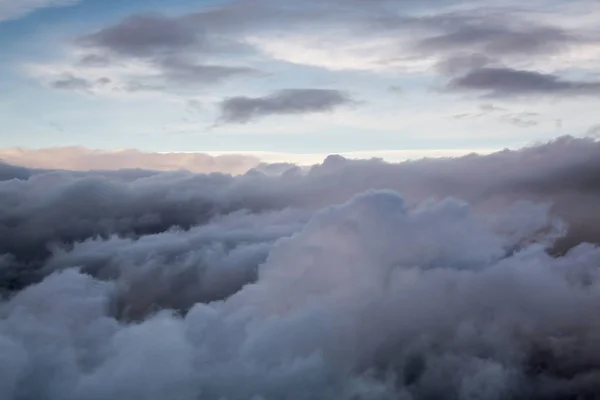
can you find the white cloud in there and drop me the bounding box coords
[245,34,436,73]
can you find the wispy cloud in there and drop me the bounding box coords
[447,67,600,98]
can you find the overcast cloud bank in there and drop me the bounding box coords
[0,147,261,175]
[2,136,600,399]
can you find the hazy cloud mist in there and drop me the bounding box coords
[0,147,262,174]
[2,136,600,399]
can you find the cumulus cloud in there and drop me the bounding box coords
[218,89,355,124]
[415,20,579,59]
[3,136,600,398]
[157,57,260,86]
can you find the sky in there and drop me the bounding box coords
[1,0,600,157]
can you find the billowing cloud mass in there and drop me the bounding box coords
[0,147,262,174]
[2,136,600,399]
[218,89,355,124]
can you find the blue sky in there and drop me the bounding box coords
[1,0,600,157]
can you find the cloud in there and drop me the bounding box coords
[587,124,600,136]
[447,67,600,97]
[156,57,260,86]
[387,85,404,94]
[499,112,540,128]
[0,147,261,174]
[2,185,600,399]
[435,53,493,76]
[77,54,112,67]
[218,89,355,123]
[4,137,600,398]
[78,13,205,58]
[0,0,79,21]
[417,22,578,58]
[34,11,263,96]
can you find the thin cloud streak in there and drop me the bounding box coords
[217,89,355,124]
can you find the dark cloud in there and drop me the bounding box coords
[0,147,261,174]
[79,13,205,58]
[218,89,354,123]
[379,9,591,78]
[97,77,111,85]
[55,0,600,104]
[0,162,34,181]
[447,67,600,97]
[74,11,260,93]
[4,137,600,398]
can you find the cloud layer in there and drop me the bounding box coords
[0,147,262,174]
[2,136,600,398]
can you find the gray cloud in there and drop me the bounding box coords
[4,137,600,398]
[72,11,261,93]
[158,57,260,85]
[51,75,93,90]
[218,89,354,123]
[79,13,205,58]
[447,67,600,97]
